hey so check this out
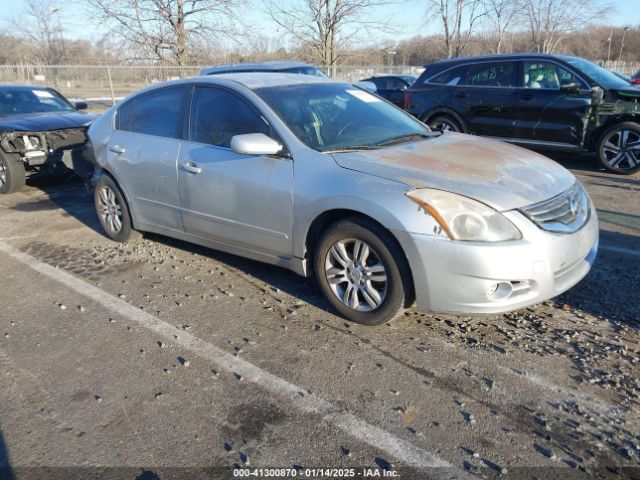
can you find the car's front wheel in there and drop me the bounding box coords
[314,217,413,325]
[0,152,26,194]
[94,175,137,242]
[597,122,640,175]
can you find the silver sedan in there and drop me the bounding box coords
[87,73,598,325]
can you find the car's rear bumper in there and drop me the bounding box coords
[394,209,598,315]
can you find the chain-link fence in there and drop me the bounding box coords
[0,64,423,104]
[0,60,636,105]
[598,60,639,76]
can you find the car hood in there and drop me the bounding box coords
[0,111,97,132]
[331,132,575,211]
[609,86,640,98]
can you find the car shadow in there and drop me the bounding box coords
[0,429,15,480]
[555,229,640,326]
[19,172,639,328]
[20,173,104,235]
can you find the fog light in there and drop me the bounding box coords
[486,282,513,301]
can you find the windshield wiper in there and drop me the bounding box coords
[376,132,438,147]
[325,145,381,153]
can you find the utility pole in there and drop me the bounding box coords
[606,26,613,63]
[618,26,631,62]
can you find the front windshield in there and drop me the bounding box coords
[255,83,430,152]
[562,57,631,89]
[0,88,75,115]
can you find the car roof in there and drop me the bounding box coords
[0,84,54,91]
[200,61,316,75]
[127,73,336,99]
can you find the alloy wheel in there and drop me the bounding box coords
[0,160,6,187]
[602,129,640,171]
[433,121,455,131]
[97,185,123,234]
[324,238,388,312]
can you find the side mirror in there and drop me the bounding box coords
[560,82,581,94]
[230,133,283,156]
[74,101,88,110]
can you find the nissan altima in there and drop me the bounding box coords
[87,73,598,325]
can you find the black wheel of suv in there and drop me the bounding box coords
[597,122,640,175]
[94,175,137,242]
[314,217,414,326]
[0,151,26,194]
[427,115,462,132]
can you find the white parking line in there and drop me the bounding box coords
[599,245,640,258]
[0,234,39,241]
[0,240,467,476]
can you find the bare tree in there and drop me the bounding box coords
[85,0,243,65]
[482,0,523,53]
[522,0,610,53]
[16,0,67,65]
[426,0,485,58]
[265,0,394,75]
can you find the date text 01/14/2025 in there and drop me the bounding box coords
[233,468,399,477]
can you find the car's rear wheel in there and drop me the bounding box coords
[597,122,640,175]
[0,152,26,194]
[427,114,462,133]
[94,175,137,242]
[314,217,413,326]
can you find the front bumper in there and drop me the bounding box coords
[394,208,598,315]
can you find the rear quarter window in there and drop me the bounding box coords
[425,65,468,85]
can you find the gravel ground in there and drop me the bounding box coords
[0,154,638,480]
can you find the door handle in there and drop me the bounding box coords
[520,94,534,101]
[109,145,126,154]
[454,91,467,98]
[180,161,202,174]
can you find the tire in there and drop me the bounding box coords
[314,217,414,326]
[596,122,640,175]
[94,175,137,242]
[427,114,462,133]
[0,152,26,194]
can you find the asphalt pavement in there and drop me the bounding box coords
[0,154,638,480]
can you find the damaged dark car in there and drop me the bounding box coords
[0,85,97,194]
[405,53,640,174]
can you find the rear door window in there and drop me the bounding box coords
[189,86,270,148]
[127,87,185,138]
[463,62,516,87]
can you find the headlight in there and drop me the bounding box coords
[405,189,521,242]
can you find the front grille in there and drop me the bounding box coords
[520,182,590,234]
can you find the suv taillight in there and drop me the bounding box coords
[403,91,412,110]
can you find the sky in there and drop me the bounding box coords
[0,0,639,48]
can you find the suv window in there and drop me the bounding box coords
[463,62,516,87]
[522,61,586,89]
[189,87,270,148]
[430,62,515,87]
[428,65,469,85]
[126,87,184,138]
[367,78,387,90]
[387,77,407,90]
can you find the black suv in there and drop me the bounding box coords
[405,53,640,174]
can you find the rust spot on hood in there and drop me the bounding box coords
[332,132,576,211]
